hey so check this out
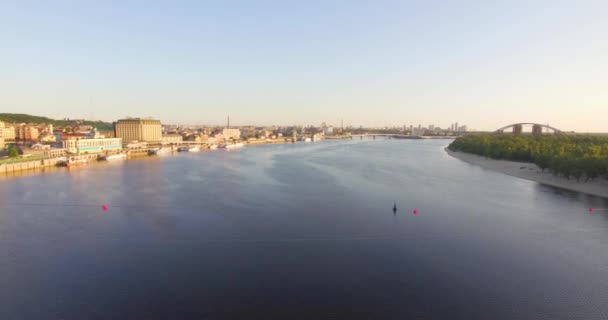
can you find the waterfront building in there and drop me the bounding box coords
[86,128,105,139]
[15,124,40,141]
[222,128,241,140]
[161,134,183,144]
[412,127,426,136]
[184,134,205,142]
[62,138,122,154]
[115,118,162,144]
[61,133,88,141]
[45,148,67,158]
[98,130,115,138]
[31,143,50,150]
[323,126,334,135]
[0,121,4,148]
[2,126,16,141]
[126,141,147,149]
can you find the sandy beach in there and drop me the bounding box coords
[446,148,608,199]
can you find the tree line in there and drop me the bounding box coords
[448,134,608,182]
[0,113,113,131]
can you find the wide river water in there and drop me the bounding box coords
[1,139,607,319]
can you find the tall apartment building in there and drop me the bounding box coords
[115,118,162,144]
[15,124,40,141]
[1,126,15,141]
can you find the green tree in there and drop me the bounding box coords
[8,147,18,158]
[448,133,608,182]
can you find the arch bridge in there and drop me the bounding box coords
[495,123,562,135]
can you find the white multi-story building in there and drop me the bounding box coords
[222,128,241,140]
[62,138,122,154]
[161,134,183,144]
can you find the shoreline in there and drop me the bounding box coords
[0,137,353,177]
[445,148,608,199]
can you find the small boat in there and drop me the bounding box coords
[63,158,88,167]
[209,144,218,150]
[188,146,200,152]
[303,138,312,142]
[102,153,127,161]
[225,142,244,149]
[177,147,190,152]
[149,148,170,155]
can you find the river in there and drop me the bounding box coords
[1,139,607,319]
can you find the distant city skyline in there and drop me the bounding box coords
[1,1,607,132]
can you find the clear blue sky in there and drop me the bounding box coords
[2,1,607,131]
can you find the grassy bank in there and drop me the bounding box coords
[0,155,46,165]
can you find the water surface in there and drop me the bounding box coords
[1,139,607,319]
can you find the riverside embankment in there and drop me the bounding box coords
[446,148,608,199]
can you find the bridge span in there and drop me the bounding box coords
[495,123,562,135]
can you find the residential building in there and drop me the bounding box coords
[39,134,57,143]
[0,123,4,148]
[62,138,122,154]
[222,128,241,140]
[2,126,16,141]
[87,128,104,139]
[98,130,115,138]
[184,134,206,142]
[39,124,53,135]
[412,127,426,136]
[15,124,40,141]
[115,118,162,143]
[61,133,88,141]
[323,126,334,135]
[161,134,183,144]
[0,121,4,148]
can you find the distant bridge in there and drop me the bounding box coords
[495,123,562,135]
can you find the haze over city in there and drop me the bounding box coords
[2,1,607,131]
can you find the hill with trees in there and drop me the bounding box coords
[0,113,113,130]
[448,134,608,182]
